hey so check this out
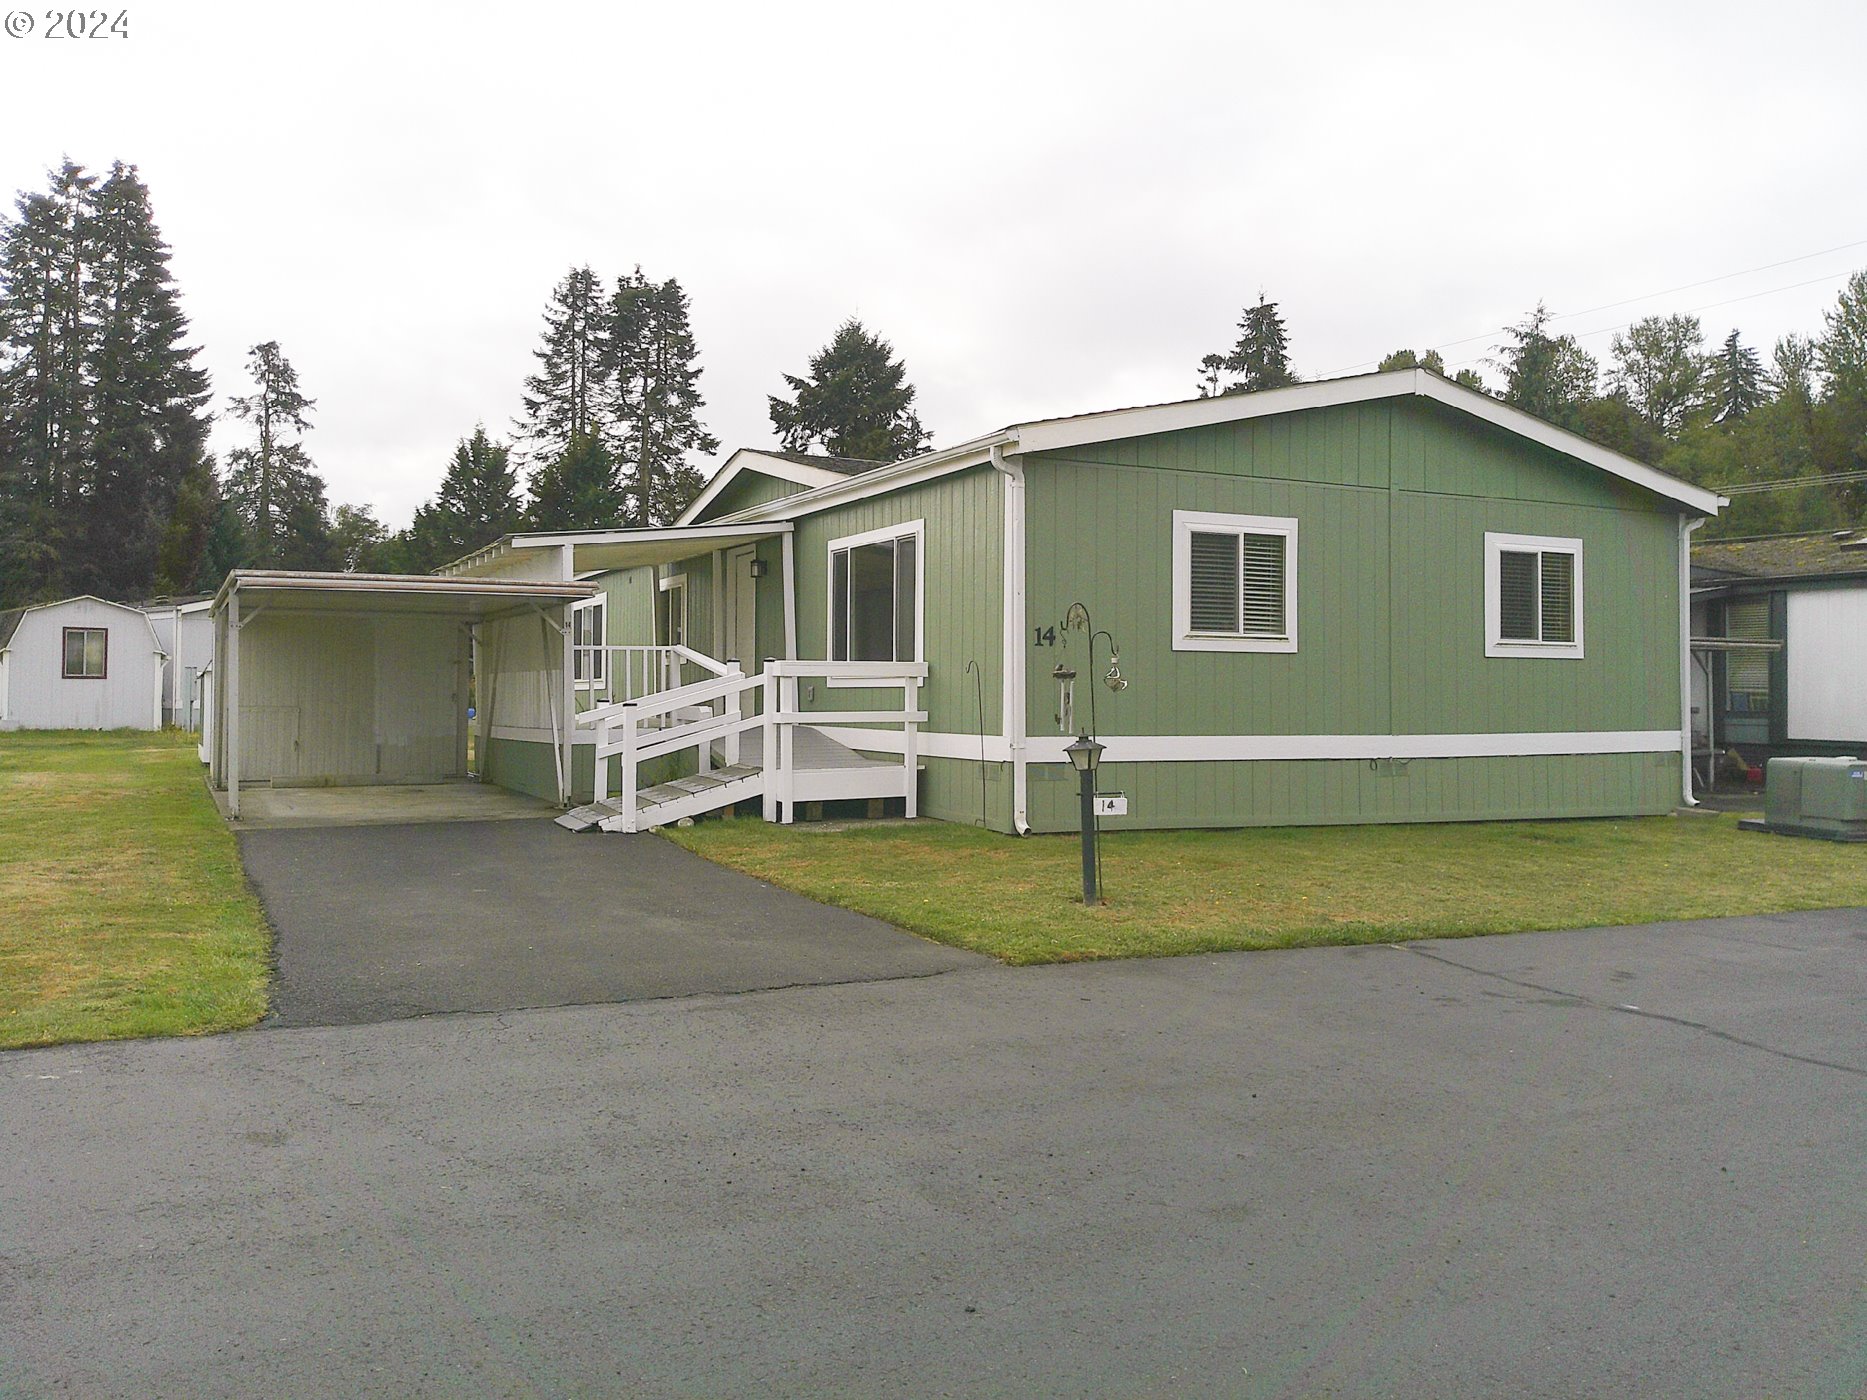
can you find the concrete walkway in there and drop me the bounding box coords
[238,818,982,1027]
[222,782,558,829]
[4,909,1863,1398]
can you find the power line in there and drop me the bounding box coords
[1319,236,1867,377]
[1436,265,1858,374]
[1721,468,1867,496]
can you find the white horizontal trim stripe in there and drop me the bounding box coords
[1024,730,1684,763]
[490,724,596,746]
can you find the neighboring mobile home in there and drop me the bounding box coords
[440,368,1723,833]
[1689,530,1867,764]
[0,596,166,731]
[142,596,214,730]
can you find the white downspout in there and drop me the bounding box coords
[989,440,1030,834]
[1679,513,1707,807]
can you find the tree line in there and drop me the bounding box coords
[5,157,1860,610]
[1196,286,1867,536]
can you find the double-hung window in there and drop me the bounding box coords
[62,627,107,679]
[1171,510,1299,653]
[828,521,922,663]
[570,595,606,687]
[1484,532,1583,658]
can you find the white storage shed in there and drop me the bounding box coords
[0,596,166,731]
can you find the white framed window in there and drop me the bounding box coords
[1485,532,1583,659]
[62,627,108,678]
[828,519,923,664]
[1171,510,1298,653]
[658,572,688,649]
[571,595,606,687]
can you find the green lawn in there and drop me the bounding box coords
[0,730,270,1050]
[665,812,1867,964]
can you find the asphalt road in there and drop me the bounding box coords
[4,910,1865,1398]
[238,819,981,1026]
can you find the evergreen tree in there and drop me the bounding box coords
[526,431,627,530]
[77,161,212,598]
[1378,348,1447,374]
[1488,303,1597,430]
[1817,270,1867,407]
[223,341,331,567]
[768,318,930,462]
[404,426,525,569]
[518,266,608,464]
[1710,329,1766,424]
[605,272,719,524]
[154,455,234,593]
[1608,313,1709,437]
[1199,294,1296,395]
[0,161,93,602]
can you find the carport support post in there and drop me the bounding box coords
[559,604,576,808]
[225,590,241,818]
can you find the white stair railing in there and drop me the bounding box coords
[579,666,769,833]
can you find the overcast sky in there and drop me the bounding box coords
[6,0,1866,527]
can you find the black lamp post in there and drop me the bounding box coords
[1064,732,1105,906]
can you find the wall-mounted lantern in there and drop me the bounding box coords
[747,559,770,579]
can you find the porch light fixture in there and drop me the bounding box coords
[747,559,769,578]
[1064,732,1105,906]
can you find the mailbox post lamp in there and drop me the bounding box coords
[1064,732,1105,906]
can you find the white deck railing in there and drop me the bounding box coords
[573,654,927,832]
[573,644,738,712]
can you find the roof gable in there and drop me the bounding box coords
[677,448,884,526]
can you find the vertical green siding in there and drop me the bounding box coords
[1020,398,1685,832]
[592,566,657,645]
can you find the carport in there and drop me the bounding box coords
[208,571,595,818]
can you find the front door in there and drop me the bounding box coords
[724,547,759,673]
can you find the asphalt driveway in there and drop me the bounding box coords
[5,909,1864,1398]
[238,818,982,1026]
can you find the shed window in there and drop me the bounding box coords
[1172,510,1298,653]
[829,522,921,663]
[63,627,107,679]
[1724,598,1770,709]
[1485,533,1583,658]
[571,596,606,687]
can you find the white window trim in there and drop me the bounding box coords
[826,518,924,683]
[1170,509,1299,654]
[658,571,688,650]
[571,594,607,689]
[1484,531,1584,660]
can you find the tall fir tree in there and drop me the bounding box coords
[526,431,627,530]
[0,161,93,603]
[605,270,718,524]
[1200,294,1296,395]
[1488,303,1598,430]
[77,161,213,598]
[518,266,608,466]
[223,340,332,567]
[768,318,930,462]
[1710,329,1766,424]
[404,425,526,569]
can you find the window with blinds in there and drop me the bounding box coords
[1173,510,1298,652]
[1724,597,1770,708]
[1485,533,1583,657]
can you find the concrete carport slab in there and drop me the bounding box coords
[239,818,982,1027]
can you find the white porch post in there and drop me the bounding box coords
[761,672,778,822]
[902,674,919,819]
[781,529,798,660]
[225,590,241,818]
[560,603,576,807]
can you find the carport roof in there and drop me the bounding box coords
[213,570,596,619]
[437,521,791,578]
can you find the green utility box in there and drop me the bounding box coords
[1740,757,1867,842]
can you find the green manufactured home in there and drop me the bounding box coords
[441,369,1724,834]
